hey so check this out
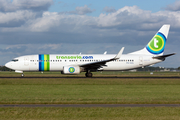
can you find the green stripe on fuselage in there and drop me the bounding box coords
[44,54,50,71]
[47,54,50,71]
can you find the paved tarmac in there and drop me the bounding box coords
[1,104,180,108]
[0,76,180,79]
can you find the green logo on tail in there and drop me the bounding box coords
[146,32,166,54]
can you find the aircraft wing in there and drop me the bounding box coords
[152,53,176,59]
[79,47,124,70]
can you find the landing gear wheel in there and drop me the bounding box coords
[85,72,93,77]
[21,73,24,77]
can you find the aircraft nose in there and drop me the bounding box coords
[5,62,11,69]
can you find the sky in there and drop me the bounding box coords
[0,0,180,68]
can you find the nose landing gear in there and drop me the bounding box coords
[21,73,24,77]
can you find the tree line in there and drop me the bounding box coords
[0,66,13,71]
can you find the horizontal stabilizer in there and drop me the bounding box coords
[152,53,176,59]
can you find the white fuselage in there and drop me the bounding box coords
[5,54,162,72]
[4,25,172,77]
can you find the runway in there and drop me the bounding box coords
[1,104,180,107]
[0,76,180,79]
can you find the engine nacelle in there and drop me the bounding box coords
[62,66,81,74]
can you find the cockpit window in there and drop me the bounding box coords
[12,59,18,62]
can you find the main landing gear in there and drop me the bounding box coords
[85,70,93,77]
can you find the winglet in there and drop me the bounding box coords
[114,47,124,59]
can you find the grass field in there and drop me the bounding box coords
[1,107,180,120]
[1,71,180,119]
[0,71,180,104]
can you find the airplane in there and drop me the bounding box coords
[5,24,175,77]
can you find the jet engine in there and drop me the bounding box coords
[62,66,81,74]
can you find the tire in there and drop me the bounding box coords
[85,73,92,77]
[21,74,24,77]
